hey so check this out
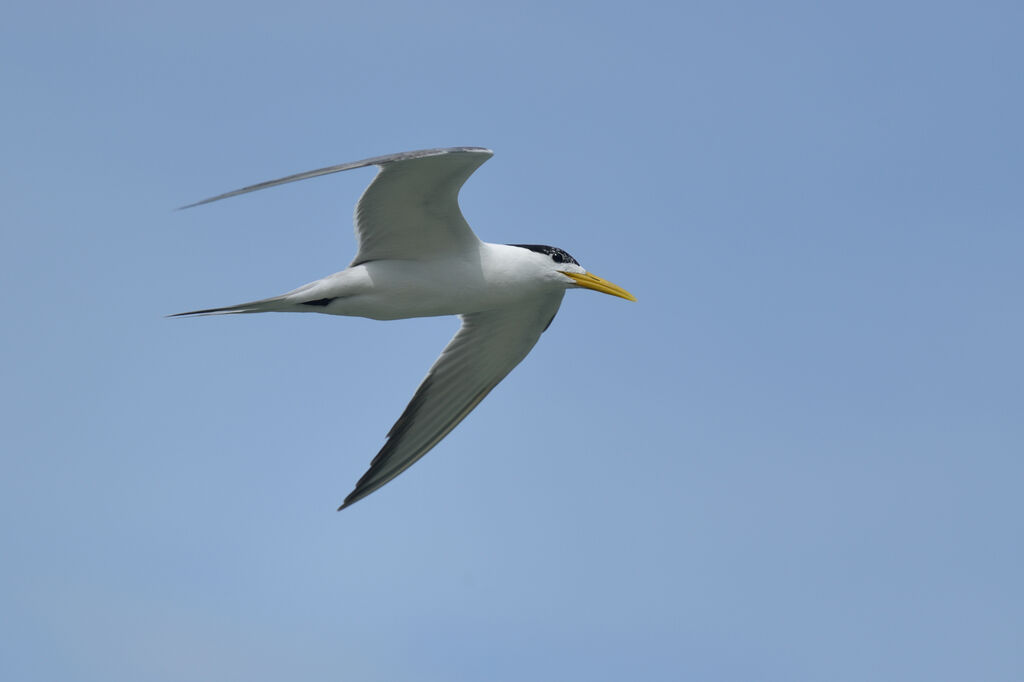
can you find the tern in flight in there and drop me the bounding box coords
[173,147,635,509]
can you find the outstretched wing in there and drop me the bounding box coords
[178,147,493,264]
[340,292,565,510]
[351,147,491,265]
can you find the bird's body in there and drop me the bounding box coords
[175,147,634,509]
[203,243,564,320]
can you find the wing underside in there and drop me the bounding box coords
[179,147,493,265]
[351,148,492,264]
[340,293,565,509]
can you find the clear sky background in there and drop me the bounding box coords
[2,1,1021,680]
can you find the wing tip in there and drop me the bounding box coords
[176,146,494,210]
[176,198,215,211]
[337,489,365,511]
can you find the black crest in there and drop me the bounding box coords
[509,244,579,266]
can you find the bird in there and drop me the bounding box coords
[173,147,635,510]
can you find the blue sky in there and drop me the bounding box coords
[2,1,1022,680]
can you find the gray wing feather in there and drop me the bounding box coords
[178,146,493,264]
[177,146,492,210]
[350,148,491,264]
[339,293,565,510]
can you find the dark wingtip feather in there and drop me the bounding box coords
[166,306,233,317]
[166,304,259,317]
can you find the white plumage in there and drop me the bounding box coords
[174,147,634,509]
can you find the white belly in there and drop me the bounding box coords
[299,245,552,320]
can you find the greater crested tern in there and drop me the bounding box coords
[173,147,635,509]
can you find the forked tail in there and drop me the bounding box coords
[168,295,289,318]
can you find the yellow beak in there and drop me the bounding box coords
[561,271,637,302]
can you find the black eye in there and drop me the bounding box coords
[551,253,564,263]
